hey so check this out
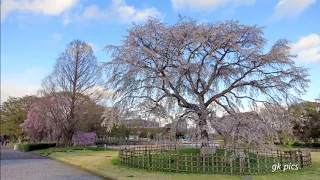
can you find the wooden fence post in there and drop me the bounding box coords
[176,154,180,172]
[211,154,214,173]
[169,154,171,171]
[239,155,242,174]
[264,154,267,173]
[300,151,304,168]
[143,148,145,168]
[257,155,260,173]
[230,155,233,174]
[309,151,312,166]
[280,152,283,171]
[185,153,187,172]
[148,150,152,170]
[247,154,250,174]
[197,155,200,173]
[190,153,193,173]
[202,154,205,173]
[130,150,132,167]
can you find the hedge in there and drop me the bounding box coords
[291,141,320,148]
[17,143,56,152]
[291,141,305,147]
[310,142,320,148]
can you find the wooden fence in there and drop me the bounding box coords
[118,144,312,175]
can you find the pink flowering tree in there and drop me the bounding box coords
[21,94,103,146]
[20,104,47,142]
[72,132,97,146]
[21,97,64,143]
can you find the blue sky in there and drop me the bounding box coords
[1,0,320,103]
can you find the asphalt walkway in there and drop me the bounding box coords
[0,145,103,180]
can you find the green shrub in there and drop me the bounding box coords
[291,141,305,147]
[17,144,30,152]
[94,140,105,145]
[111,158,120,166]
[310,142,320,148]
[17,143,56,152]
[283,140,290,146]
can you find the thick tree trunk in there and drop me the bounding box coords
[65,136,73,147]
[222,135,228,147]
[18,136,23,144]
[57,136,61,146]
[198,112,209,148]
[64,130,74,147]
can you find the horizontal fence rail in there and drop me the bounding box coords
[118,144,312,175]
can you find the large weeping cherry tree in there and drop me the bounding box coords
[103,17,309,148]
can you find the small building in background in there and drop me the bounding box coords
[121,119,160,128]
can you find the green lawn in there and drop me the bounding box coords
[33,147,320,180]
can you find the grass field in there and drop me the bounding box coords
[33,147,320,180]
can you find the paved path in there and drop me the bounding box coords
[0,146,104,180]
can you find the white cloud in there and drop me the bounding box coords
[88,42,99,52]
[115,1,161,23]
[82,5,108,20]
[84,85,114,98]
[1,0,78,22]
[1,83,40,103]
[291,34,320,63]
[79,0,161,23]
[171,0,255,11]
[1,0,161,24]
[273,0,316,20]
[62,17,72,25]
[1,67,48,103]
[52,33,63,41]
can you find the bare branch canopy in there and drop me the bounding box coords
[103,17,309,147]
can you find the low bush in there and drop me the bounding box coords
[283,140,291,146]
[94,139,105,146]
[291,141,305,147]
[290,142,320,148]
[111,158,120,166]
[17,143,56,152]
[310,142,320,148]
